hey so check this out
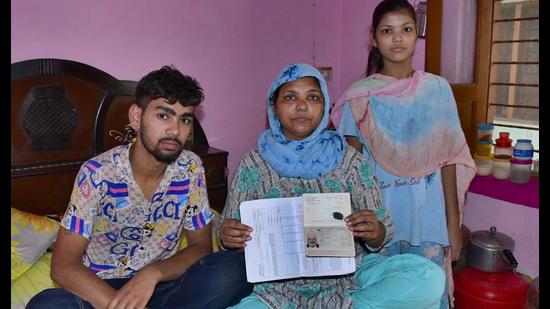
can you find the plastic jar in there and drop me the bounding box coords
[510,159,532,184]
[474,154,493,176]
[492,155,511,180]
[513,139,534,161]
[477,123,494,141]
[476,140,493,156]
[494,132,513,157]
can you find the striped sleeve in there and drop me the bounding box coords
[60,160,100,240]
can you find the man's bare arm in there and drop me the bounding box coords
[51,227,117,309]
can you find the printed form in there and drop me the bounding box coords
[240,196,356,283]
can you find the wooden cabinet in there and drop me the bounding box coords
[195,147,228,214]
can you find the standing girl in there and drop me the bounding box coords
[331,1,476,308]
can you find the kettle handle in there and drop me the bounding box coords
[503,249,518,270]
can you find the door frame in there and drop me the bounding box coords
[425,0,494,149]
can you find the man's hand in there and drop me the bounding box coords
[51,227,118,309]
[219,219,252,250]
[107,267,160,309]
[345,209,385,248]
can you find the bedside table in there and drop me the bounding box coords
[194,146,228,214]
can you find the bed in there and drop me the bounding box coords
[11,58,223,308]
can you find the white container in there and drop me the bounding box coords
[513,139,534,160]
[492,155,511,180]
[474,154,493,176]
[510,159,532,184]
[494,146,513,157]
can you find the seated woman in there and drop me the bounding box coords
[219,63,446,308]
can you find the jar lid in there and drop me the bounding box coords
[478,123,494,130]
[495,132,513,147]
[511,159,533,164]
[517,139,532,143]
[470,226,515,251]
[477,140,492,145]
[495,139,513,147]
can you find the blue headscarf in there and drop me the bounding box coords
[258,63,344,179]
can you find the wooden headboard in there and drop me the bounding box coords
[11,58,210,216]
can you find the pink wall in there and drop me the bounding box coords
[11,0,343,180]
[11,0,424,180]
[464,193,539,278]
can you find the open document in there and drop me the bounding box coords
[302,193,355,257]
[239,194,356,283]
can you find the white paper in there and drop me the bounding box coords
[240,196,356,283]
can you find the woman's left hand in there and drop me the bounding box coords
[345,209,385,245]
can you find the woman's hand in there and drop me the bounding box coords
[219,219,253,250]
[345,209,385,248]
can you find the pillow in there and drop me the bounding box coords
[11,252,58,309]
[11,208,59,283]
[178,209,221,252]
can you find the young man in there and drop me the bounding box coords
[27,66,252,309]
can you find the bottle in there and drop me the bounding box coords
[494,132,513,157]
[513,139,534,161]
[474,153,493,176]
[477,123,494,142]
[492,155,511,180]
[476,140,493,157]
[510,159,532,184]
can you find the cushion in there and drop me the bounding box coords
[11,252,58,309]
[9,208,221,308]
[11,208,59,283]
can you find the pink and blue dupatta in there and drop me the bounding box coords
[331,71,476,305]
[332,71,475,219]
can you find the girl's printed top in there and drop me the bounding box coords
[258,63,345,179]
[222,145,393,308]
[60,144,213,279]
[331,71,476,224]
[338,103,448,247]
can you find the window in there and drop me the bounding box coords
[487,0,538,159]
